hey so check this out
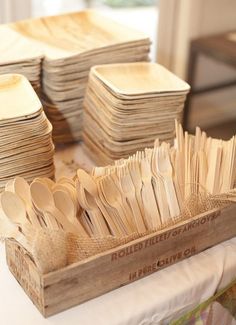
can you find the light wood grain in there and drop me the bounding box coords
[5,203,236,317]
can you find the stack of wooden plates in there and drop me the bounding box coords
[0,25,43,93]
[0,74,55,190]
[10,10,150,143]
[83,62,190,165]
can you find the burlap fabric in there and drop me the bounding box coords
[1,189,236,274]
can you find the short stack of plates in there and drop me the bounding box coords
[83,62,190,165]
[0,74,55,190]
[10,10,150,143]
[0,25,43,93]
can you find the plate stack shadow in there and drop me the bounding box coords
[0,74,55,190]
[83,62,190,165]
[10,11,151,143]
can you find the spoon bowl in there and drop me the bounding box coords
[0,191,28,225]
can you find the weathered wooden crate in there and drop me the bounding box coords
[5,203,236,317]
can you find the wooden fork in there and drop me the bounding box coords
[151,148,171,223]
[156,146,180,218]
[118,165,146,233]
[139,152,162,229]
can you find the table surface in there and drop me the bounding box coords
[1,144,236,325]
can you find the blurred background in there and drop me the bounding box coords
[0,0,235,139]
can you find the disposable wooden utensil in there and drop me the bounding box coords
[139,153,162,229]
[198,150,207,192]
[206,140,222,194]
[53,182,78,207]
[225,137,236,191]
[76,185,100,236]
[110,166,136,211]
[57,177,75,186]
[0,191,29,225]
[154,138,160,148]
[80,210,95,237]
[184,132,194,199]
[52,183,72,195]
[30,183,61,230]
[191,152,199,195]
[99,176,134,235]
[92,167,106,178]
[34,177,49,187]
[5,179,14,192]
[151,148,170,223]
[200,131,207,150]
[76,184,110,237]
[194,126,201,152]
[77,169,121,236]
[229,137,236,189]
[30,181,77,233]
[13,177,42,228]
[42,178,55,190]
[62,183,78,205]
[156,147,180,218]
[174,151,184,207]
[118,165,146,233]
[220,137,235,193]
[178,123,184,153]
[128,156,145,220]
[53,189,88,237]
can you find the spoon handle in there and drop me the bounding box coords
[72,218,89,238]
[43,211,61,230]
[96,200,121,237]
[49,207,78,234]
[90,209,110,237]
[27,206,42,228]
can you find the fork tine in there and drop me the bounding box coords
[142,151,145,160]
[139,151,142,160]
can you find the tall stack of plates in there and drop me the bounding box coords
[0,74,55,190]
[83,62,190,165]
[10,10,150,143]
[0,26,43,93]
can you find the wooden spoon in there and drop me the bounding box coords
[53,189,88,237]
[0,191,29,225]
[77,169,121,236]
[77,183,110,237]
[52,183,78,206]
[13,177,42,228]
[57,177,75,186]
[30,181,77,233]
[5,179,14,192]
[42,177,55,190]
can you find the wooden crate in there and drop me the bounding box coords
[5,203,236,317]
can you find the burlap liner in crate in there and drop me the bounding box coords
[3,189,234,275]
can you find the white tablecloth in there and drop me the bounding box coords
[1,237,236,325]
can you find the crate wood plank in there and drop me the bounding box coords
[5,203,236,317]
[5,240,45,314]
